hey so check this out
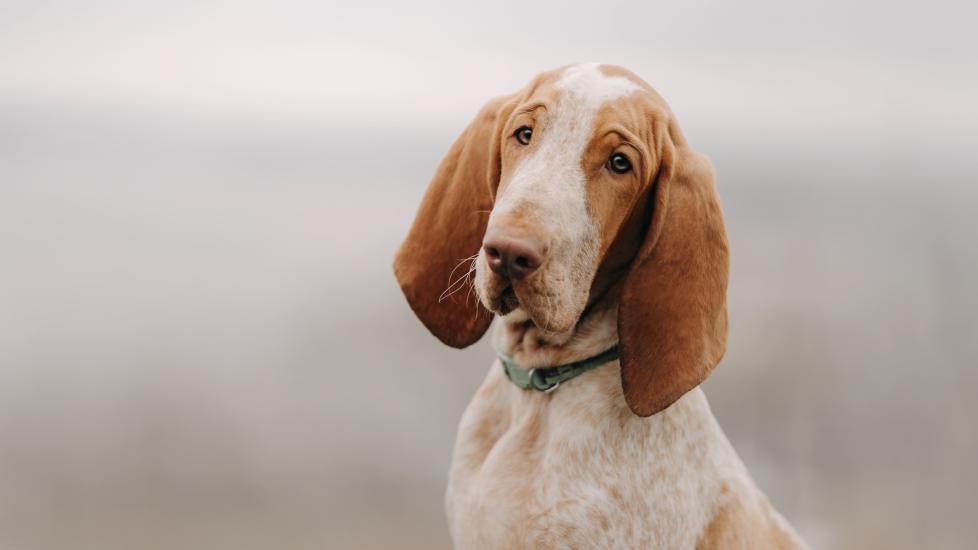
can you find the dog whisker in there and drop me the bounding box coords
[445,254,477,287]
[439,254,479,303]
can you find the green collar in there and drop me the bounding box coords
[498,345,620,393]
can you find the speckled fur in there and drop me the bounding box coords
[446,306,808,549]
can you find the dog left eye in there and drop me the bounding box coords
[608,153,632,174]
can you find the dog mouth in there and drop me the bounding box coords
[486,281,548,327]
[487,282,579,337]
[499,286,519,313]
[479,277,523,317]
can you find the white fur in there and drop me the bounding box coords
[556,62,642,106]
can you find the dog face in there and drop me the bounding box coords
[394,64,729,416]
[475,64,660,335]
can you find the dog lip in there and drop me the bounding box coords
[478,281,515,315]
[500,286,519,311]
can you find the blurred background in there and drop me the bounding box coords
[1,1,977,549]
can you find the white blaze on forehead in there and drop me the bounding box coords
[555,63,642,108]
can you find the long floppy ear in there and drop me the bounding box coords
[393,95,517,348]
[618,126,730,416]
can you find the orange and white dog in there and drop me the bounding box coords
[395,64,807,549]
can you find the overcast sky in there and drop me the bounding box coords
[1,0,976,146]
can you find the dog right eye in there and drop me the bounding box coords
[608,152,632,174]
[514,127,533,145]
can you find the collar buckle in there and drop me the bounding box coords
[527,368,560,393]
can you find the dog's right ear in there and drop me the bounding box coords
[393,94,519,348]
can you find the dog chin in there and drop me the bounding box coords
[522,300,580,335]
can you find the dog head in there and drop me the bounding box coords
[394,64,729,416]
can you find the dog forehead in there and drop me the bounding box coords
[554,63,642,108]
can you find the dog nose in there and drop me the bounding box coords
[483,229,545,281]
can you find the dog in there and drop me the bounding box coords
[394,63,808,549]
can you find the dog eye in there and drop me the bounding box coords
[514,126,533,145]
[608,153,632,174]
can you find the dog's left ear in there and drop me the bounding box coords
[618,122,730,416]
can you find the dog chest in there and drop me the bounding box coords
[445,379,723,549]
